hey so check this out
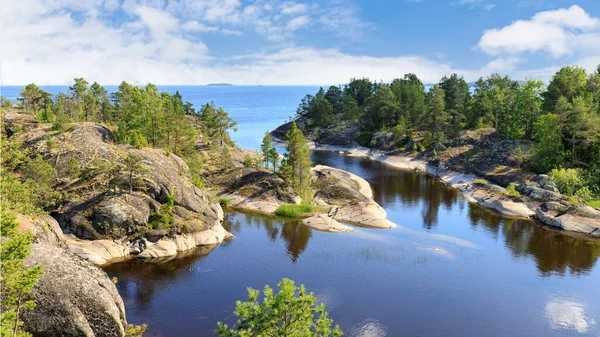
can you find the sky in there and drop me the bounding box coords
[1,0,599,85]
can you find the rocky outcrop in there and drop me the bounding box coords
[315,122,360,146]
[18,215,127,337]
[217,169,301,214]
[312,165,396,229]
[302,214,353,232]
[8,115,231,261]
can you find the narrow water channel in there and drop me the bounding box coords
[104,151,600,337]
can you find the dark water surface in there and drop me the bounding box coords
[104,151,600,337]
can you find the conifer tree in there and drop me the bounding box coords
[0,212,43,337]
[282,122,313,202]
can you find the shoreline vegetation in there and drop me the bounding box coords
[0,77,401,335]
[272,65,600,239]
[1,68,599,336]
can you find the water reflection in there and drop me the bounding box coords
[103,245,216,309]
[545,298,597,333]
[312,151,600,276]
[468,206,600,276]
[223,212,312,263]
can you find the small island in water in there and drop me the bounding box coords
[207,83,233,87]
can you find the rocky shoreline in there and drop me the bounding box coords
[273,136,600,239]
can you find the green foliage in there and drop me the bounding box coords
[532,114,564,173]
[125,324,147,337]
[123,153,147,194]
[148,191,176,230]
[473,179,489,185]
[261,131,279,171]
[216,278,342,337]
[23,154,56,186]
[243,154,253,168]
[219,198,231,207]
[275,204,314,217]
[588,200,600,208]
[68,158,81,178]
[0,212,43,337]
[549,168,588,197]
[131,132,149,149]
[354,132,373,147]
[281,122,313,202]
[505,183,521,198]
[199,102,238,146]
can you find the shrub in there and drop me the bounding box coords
[473,179,489,185]
[216,278,342,337]
[575,187,593,201]
[505,183,521,198]
[354,132,373,147]
[275,204,313,217]
[125,324,147,337]
[68,158,81,178]
[242,154,253,168]
[588,200,600,209]
[549,168,586,196]
[219,198,231,207]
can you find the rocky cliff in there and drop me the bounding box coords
[18,215,128,337]
[6,112,232,262]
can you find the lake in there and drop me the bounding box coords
[5,85,599,336]
[103,151,600,337]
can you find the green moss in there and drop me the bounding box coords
[219,198,231,207]
[473,179,489,185]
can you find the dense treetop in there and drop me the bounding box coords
[295,65,600,201]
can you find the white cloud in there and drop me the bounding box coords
[286,15,310,31]
[281,2,308,15]
[2,0,593,86]
[183,21,219,33]
[477,5,600,57]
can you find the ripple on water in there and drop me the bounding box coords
[350,319,387,337]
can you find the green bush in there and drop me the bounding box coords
[275,204,313,217]
[216,278,342,337]
[549,168,586,196]
[588,200,600,209]
[219,198,231,207]
[505,183,521,198]
[354,132,373,147]
[473,179,489,185]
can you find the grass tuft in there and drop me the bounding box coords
[275,204,315,217]
[219,198,231,207]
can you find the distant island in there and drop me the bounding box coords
[207,83,233,86]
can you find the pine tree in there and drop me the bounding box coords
[216,278,342,337]
[124,154,146,194]
[1,212,43,337]
[261,131,275,169]
[282,122,313,202]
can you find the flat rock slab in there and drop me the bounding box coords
[302,214,353,232]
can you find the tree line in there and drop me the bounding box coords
[6,79,237,156]
[296,65,600,201]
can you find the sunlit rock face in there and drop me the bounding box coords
[545,298,597,333]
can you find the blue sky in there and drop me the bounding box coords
[2,0,599,85]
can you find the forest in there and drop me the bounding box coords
[295,65,600,206]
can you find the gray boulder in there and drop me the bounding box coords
[19,215,127,337]
[531,174,559,192]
